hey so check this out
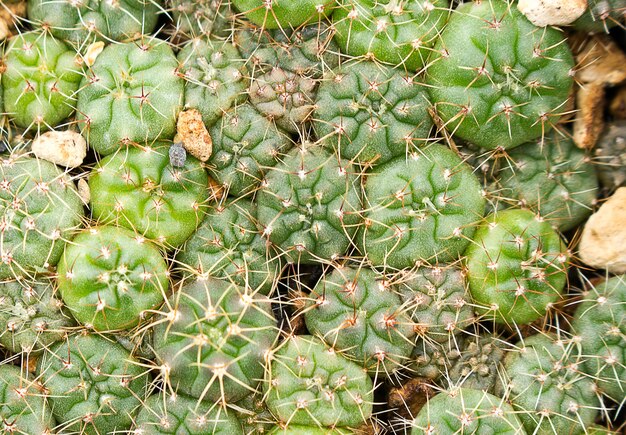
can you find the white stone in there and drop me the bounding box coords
[518,0,587,27]
[32,131,87,168]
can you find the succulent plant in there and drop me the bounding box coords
[268,426,353,434]
[314,61,434,165]
[447,334,506,394]
[0,277,73,353]
[497,332,600,435]
[37,332,150,435]
[2,32,82,130]
[88,142,210,248]
[304,265,416,376]
[170,0,233,40]
[0,363,56,434]
[410,388,525,435]
[231,0,334,29]
[358,144,485,269]
[410,335,463,381]
[332,0,449,71]
[152,278,278,404]
[178,38,248,127]
[594,120,626,190]
[0,156,84,280]
[27,0,162,43]
[426,0,575,150]
[76,39,184,155]
[575,0,626,33]
[257,144,362,265]
[236,389,275,435]
[176,199,281,295]
[572,275,626,402]
[57,225,168,331]
[265,334,374,427]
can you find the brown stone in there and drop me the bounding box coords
[176,109,212,162]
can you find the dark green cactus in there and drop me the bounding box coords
[231,0,334,29]
[575,0,626,32]
[170,0,233,40]
[594,121,626,190]
[268,426,353,434]
[447,334,506,393]
[411,336,463,381]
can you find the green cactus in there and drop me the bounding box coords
[410,388,526,435]
[593,121,626,190]
[88,143,210,248]
[208,103,293,197]
[152,278,278,404]
[231,0,334,29]
[0,156,84,280]
[265,335,374,427]
[575,0,626,33]
[175,199,281,295]
[411,336,463,381]
[447,334,506,394]
[27,0,162,43]
[465,209,569,325]
[571,275,626,402]
[76,39,184,155]
[0,363,56,434]
[304,265,416,375]
[314,61,434,165]
[426,0,575,150]
[170,0,233,40]
[358,144,485,269]
[178,38,249,127]
[268,426,353,434]
[134,392,243,434]
[2,32,82,130]
[332,0,449,71]
[0,278,73,353]
[497,332,600,435]
[37,333,150,434]
[57,225,168,331]
[257,145,362,265]
[235,389,275,435]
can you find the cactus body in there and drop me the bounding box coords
[231,0,334,29]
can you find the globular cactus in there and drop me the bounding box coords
[2,32,82,130]
[176,199,281,295]
[411,338,463,381]
[447,334,506,394]
[0,156,84,280]
[465,209,569,325]
[304,265,416,376]
[575,0,626,33]
[358,144,485,269]
[265,334,374,427]
[88,142,210,248]
[593,121,626,190]
[76,39,184,155]
[169,0,233,41]
[410,388,525,435]
[0,277,73,353]
[496,332,600,435]
[134,391,243,434]
[314,61,434,165]
[268,426,353,434]
[571,275,626,402]
[257,144,362,265]
[332,0,449,71]
[0,363,56,434]
[27,0,162,43]
[231,0,334,29]
[208,103,293,197]
[178,38,248,127]
[152,278,278,404]
[426,0,575,150]
[37,332,150,435]
[56,225,168,331]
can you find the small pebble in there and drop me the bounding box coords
[517,0,587,27]
[176,109,212,162]
[32,131,87,168]
[169,142,187,168]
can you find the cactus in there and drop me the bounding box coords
[175,199,281,295]
[57,225,168,331]
[0,363,56,434]
[575,0,626,33]
[265,334,374,427]
[152,277,278,404]
[447,334,506,394]
[332,0,449,71]
[268,426,353,434]
[593,120,626,190]
[571,275,626,402]
[76,39,184,155]
[27,0,162,43]
[358,144,485,269]
[496,332,600,435]
[257,144,362,265]
[0,277,73,353]
[2,32,82,130]
[0,156,84,280]
[170,0,233,40]
[208,103,293,197]
[231,0,334,29]
[410,388,525,435]
[465,209,569,325]
[235,389,275,435]
[178,38,249,127]
[314,61,434,165]
[426,0,575,150]
[134,391,244,434]
[411,335,463,381]
[37,332,150,435]
[88,142,210,248]
[304,265,416,376]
